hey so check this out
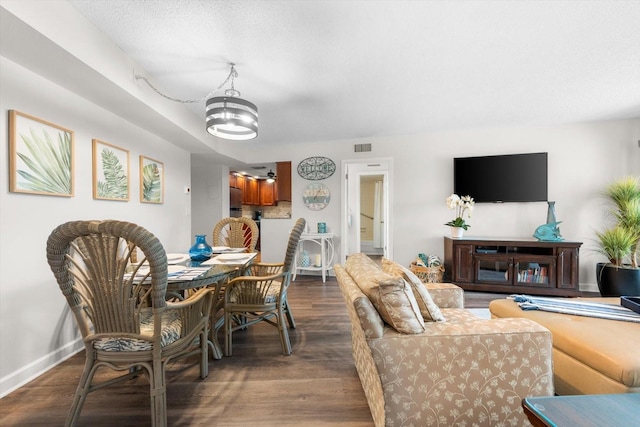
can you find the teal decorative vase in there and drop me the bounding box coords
[300,250,310,267]
[546,201,557,224]
[189,234,213,261]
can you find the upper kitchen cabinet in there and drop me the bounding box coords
[235,174,246,192]
[244,177,259,205]
[259,180,276,205]
[276,161,292,202]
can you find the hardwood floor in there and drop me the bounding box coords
[0,275,506,427]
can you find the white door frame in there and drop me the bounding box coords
[341,158,393,264]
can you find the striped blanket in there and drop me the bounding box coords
[509,295,640,324]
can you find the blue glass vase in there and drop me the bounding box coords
[189,234,213,261]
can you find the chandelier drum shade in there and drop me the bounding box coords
[136,63,258,141]
[206,95,258,140]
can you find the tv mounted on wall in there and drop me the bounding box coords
[454,152,548,203]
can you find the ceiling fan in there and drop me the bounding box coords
[245,165,277,182]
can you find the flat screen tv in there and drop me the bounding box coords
[454,152,548,203]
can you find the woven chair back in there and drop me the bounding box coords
[283,218,306,274]
[46,220,168,337]
[213,217,259,251]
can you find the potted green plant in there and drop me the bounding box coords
[595,176,640,296]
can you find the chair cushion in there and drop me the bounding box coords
[381,258,445,322]
[93,309,182,352]
[345,254,425,334]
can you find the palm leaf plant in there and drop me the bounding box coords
[599,176,640,268]
[595,226,636,266]
[16,128,72,194]
[595,176,640,296]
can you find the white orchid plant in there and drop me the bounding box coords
[445,194,475,230]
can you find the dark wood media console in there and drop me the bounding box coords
[444,236,582,296]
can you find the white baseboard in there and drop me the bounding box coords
[0,339,83,398]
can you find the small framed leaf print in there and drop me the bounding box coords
[9,110,74,197]
[92,139,130,201]
[139,155,164,204]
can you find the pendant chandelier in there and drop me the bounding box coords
[136,63,258,141]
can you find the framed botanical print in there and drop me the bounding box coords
[92,139,130,201]
[139,155,164,204]
[9,110,74,196]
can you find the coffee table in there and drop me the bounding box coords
[522,393,640,427]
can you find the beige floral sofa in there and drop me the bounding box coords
[335,253,554,427]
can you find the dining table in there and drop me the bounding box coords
[132,250,258,359]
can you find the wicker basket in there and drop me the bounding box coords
[409,263,445,283]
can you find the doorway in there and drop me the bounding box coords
[341,158,393,264]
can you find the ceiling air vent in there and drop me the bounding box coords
[354,143,372,153]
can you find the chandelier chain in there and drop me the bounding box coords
[135,64,239,104]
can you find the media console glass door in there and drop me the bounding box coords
[474,251,556,288]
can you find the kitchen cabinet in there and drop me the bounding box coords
[259,180,276,206]
[244,177,259,205]
[235,174,246,192]
[276,161,292,202]
[444,236,582,296]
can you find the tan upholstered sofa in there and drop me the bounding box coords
[335,254,554,427]
[490,297,640,395]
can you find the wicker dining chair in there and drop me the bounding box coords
[223,218,306,356]
[46,220,213,427]
[212,217,259,252]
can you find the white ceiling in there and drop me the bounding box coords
[67,0,640,150]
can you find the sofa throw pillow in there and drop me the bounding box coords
[372,275,426,333]
[345,254,425,334]
[381,257,446,322]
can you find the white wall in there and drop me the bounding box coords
[0,57,192,396]
[190,160,230,238]
[227,118,640,289]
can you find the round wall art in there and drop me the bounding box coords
[297,156,336,180]
[303,182,331,211]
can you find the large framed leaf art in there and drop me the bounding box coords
[92,139,129,201]
[9,110,74,197]
[139,155,164,204]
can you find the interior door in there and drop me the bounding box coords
[341,158,392,264]
[360,174,385,254]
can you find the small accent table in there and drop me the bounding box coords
[522,393,640,427]
[293,232,335,283]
